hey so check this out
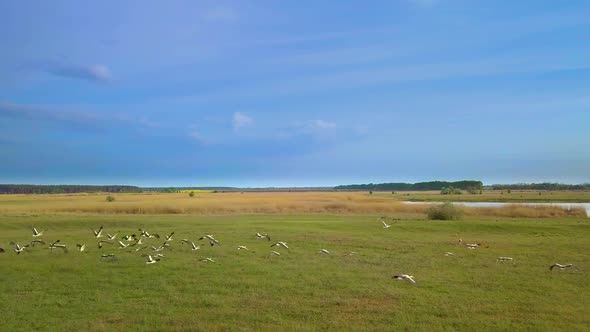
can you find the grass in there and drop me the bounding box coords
[0,213,589,331]
[0,192,586,218]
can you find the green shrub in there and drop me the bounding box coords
[189,191,195,197]
[440,187,462,195]
[426,202,464,220]
[106,195,115,202]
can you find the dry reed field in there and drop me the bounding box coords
[0,191,586,218]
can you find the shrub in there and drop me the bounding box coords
[441,187,462,195]
[426,202,464,220]
[106,195,115,202]
[189,191,195,197]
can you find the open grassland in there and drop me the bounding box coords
[0,214,588,331]
[386,189,590,203]
[0,192,586,218]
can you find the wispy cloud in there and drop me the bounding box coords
[309,120,336,130]
[48,63,113,83]
[233,112,253,130]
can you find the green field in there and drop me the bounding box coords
[1,213,588,331]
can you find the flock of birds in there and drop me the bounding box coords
[0,219,579,284]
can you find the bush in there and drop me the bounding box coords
[189,191,195,197]
[426,202,464,220]
[440,187,462,195]
[106,195,115,202]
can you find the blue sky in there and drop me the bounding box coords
[1,0,589,187]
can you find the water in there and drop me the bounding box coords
[403,201,590,217]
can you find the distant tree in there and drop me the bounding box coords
[189,191,195,197]
[106,195,115,202]
[369,191,373,195]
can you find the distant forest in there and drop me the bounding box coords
[491,183,590,190]
[0,185,142,194]
[334,181,484,191]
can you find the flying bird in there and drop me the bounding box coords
[199,235,220,246]
[393,274,416,284]
[269,251,281,257]
[98,240,114,249]
[106,233,118,240]
[444,252,455,256]
[200,257,216,263]
[92,226,104,238]
[9,242,29,254]
[164,232,175,241]
[318,249,330,254]
[100,254,116,260]
[256,233,271,241]
[270,241,289,250]
[30,239,46,247]
[118,241,129,249]
[76,244,86,252]
[381,219,392,229]
[143,254,160,264]
[497,257,513,262]
[49,240,68,253]
[237,245,253,251]
[31,227,45,237]
[550,263,576,271]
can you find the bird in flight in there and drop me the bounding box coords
[106,233,118,240]
[393,274,416,284]
[30,239,46,247]
[76,244,86,252]
[256,233,271,241]
[200,257,216,263]
[9,242,29,255]
[270,241,289,250]
[49,240,68,253]
[318,249,330,254]
[497,257,513,262]
[164,232,175,241]
[199,234,220,246]
[380,218,392,229]
[269,251,281,257]
[98,240,114,249]
[139,229,159,239]
[237,245,253,252]
[100,254,116,260]
[91,226,104,238]
[550,263,576,271]
[444,252,455,256]
[143,254,160,265]
[31,227,45,237]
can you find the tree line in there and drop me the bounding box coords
[490,183,590,191]
[334,180,483,191]
[0,184,142,194]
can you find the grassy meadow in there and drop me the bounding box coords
[0,192,589,331]
[0,191,587,218]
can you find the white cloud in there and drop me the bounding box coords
[46,63,113,83]
[232,112,253,130]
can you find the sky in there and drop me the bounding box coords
[1,0,589,187]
